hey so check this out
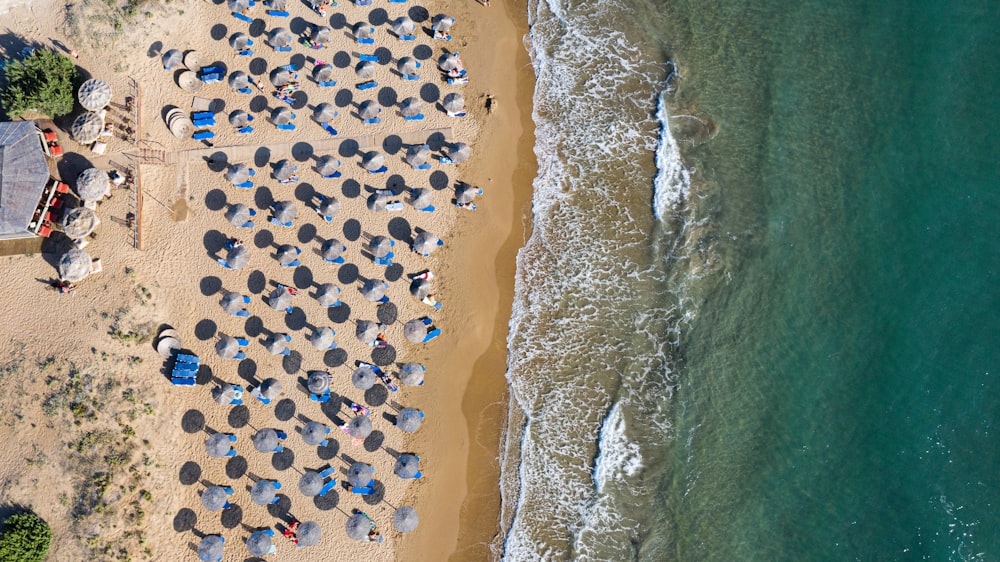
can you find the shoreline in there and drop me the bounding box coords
[398,1,535,560]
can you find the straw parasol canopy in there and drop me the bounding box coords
[228,71,249,90]
[310,328,336,350]
[347,462,374,487]
[270,106,293,125]
[270,0,286,9]
[355,320,378,344]
[212,382,238,405]
[76,167,110,201]
[246,530,273,556]
[205,433,233,457]
[396,408,424,432]
[225,204,252,227]
[360,279,389,302]
[259,377,282,400]
[273,159,296,181]
[61,207,99,239]
[269,67,291,87]
[315,155,340,176]
[312,103,337,123]
[431,14,455,32]
[361,151,385,171]
[183,50,202,71]
[312,64,333,83]
[369,235,392,258]
[268,286,292,311]
[446,142,471,164]
[299,471,324,496]
[317,197,340,218]
[393,506,419,533]
[71,112,104,144]
[354,61,374,79]
[198,536,225,561]
[351,366,376,390]
[391,16,415,36]
[443,92,465,114]
[227,0,249,12]
[399,362,425,386]
[438,52,461,72]
[307,370,332,393]
[410,188,432,209]
[345,513,371,541]
[275,244,299,266]
[413,231,442,255]
[78,79,112,111]
[201,486,230,511]
[394,454,420,478]
[297,521,321,547]
[166,108,193,139]
[397,57,418,75]
[320,238,345,261]
[352,22,374,40]
[219,291,248,314]
[301,421,329,446]
[346,416,372,439]
[405,144,430,167]
[399,97,422,117]
[58,248,92,282]
[264,332,290,354]
[156,337,181,359]
[251,480,278,505]
[271,200,296,222]
[216,335,240,359]
[358,101,380,120]
[178,71,203,93]
[224,245,250,270]
[316,283,341,307]
[162,49,182,70]
[267,27,292,48]
[252,428,280,453]
[230,32,251,50]
[403,319,429,343]
[311,25,332,44]
[456,183,481,204]
[410,277,432,300]
[225,163,251,184]
[229,109,251,127]
[366,192,388,212]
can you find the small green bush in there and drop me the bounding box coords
[0,511,51,562]
[1,50,77,118]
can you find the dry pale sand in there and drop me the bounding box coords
[0,0,534,559]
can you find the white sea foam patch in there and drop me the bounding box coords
[593,403,642,493]
[654,89,692,219]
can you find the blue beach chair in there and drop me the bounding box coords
[368,165,388,173]
[267,9,288,16]
[359,54,378,62]
[232,11,253,23]
[402,73,420,81]
[403,114,424,121]
[357,80,378,91]
[276,123,296,131]
[193,130,215,140]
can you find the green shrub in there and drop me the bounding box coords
[1,50,77,118]
[0,512,51,562]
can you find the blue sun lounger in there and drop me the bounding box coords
[321,171,342,180]
[193,130,215,140]
[402,73,420,81]
[358,54,378,62]
[193,111,215,120]
[281,259,301,268]
[171,377,197,386]
[357,37,374,45]
[193,117,216,128]
[318,479,337,497]
[267,9,288,16]
[238,126,253,134]
[399,34,416,41]
[418,205,435,212]
[281,63,299,71]
[234,181,254,189]
[310,390,331,402]
[270,219,293,227]
[373,252,393,266]
[321,122,338,136]
[275,45,292,52]
[238,49,253,57]
[363,118,381,126]
[368,165,387,174]
[175,352,200,363]
[357,80,378,91]
[174,361,200,373]
[318,79,337,87]
[351,485,374,495]
[422,328,441,343]
[324,256,345,264]
[319,466,336,478]
[276,123,296,131]
[232,11,253,23]
[414,163,432,170]
[403,114,424,121]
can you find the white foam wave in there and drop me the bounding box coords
[593,403,643,494]
[654,89,693,219]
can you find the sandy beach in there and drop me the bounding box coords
[0,0,532,559]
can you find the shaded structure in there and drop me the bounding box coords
[0,122,53,239]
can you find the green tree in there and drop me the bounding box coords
[0,512,51,562]
[1,50,78,119]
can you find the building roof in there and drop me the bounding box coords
[0,122,50,237]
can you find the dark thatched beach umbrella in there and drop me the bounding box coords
[405,144,430,167]
[230,32,251,50]
[258,378,282,400]
[228,70,250,90]
[301,421,329,446]
[413,231,442,256]
[397,57,419,75]
[398,362,425,386]
[264,332,290,354]
[267,27,293,48]
[312,64,334,83]
[246,530,273,556]
[361,151,385,172]
[212,382,238,405]
[162,49,182,70]
[224,245,250,270]
[404,318,430,343]
[390,16,415,36]
[269,67,291,87]
[198,535,225,561]
[358,101,380,121]
[315,155,340,175]
[393,506,419,533]
[351,366,376,390]
[251,480,279,505]
[61,207,99,239]
[310,328,336,350]
[59,249,92,282]
[227,0,250,12]
[345,513,370,541]
[366,192,388,212]
[252,428,280,453]
[275,244,300,266]
[271,106,293,125]
[369,235,392,258]
[394,454,420,478]
[399,97,422,118]
[456,183,482,204]
[396,408,424,432]
[77,167,110,201]
[216,336,240,359]
[355,61,375,79]
[355,320,378,344]
[446,142,472,164]
[360,279,389,302]
[299,471,323,497]
[78,79,112,111]
[317,197,340,218]
[273,159,297,181]
[268,286,292,311]
[225,203,252,227]
[225,163,251,184]
[311,25,332,44]
[410,188,432,209]
[312,103,338,123]
[205,433,234,458]
[321,238,346,261]
[71,112,104,144]
[307,370,332,393]
[229,109,252,127]
[316,283,341,307]
[297,521,321,547]
[346,415,372,439]
[431,14,455,32]
[271,200,297,223]
[410,278,432,300]
[347,462,374,487]
[201,486,230,511]
[352,22,374,40]
[443,92,465,115]
[438,52,461,72]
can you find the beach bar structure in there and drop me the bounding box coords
[0,122,58,240]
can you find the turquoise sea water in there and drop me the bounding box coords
[501,0,999,560]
